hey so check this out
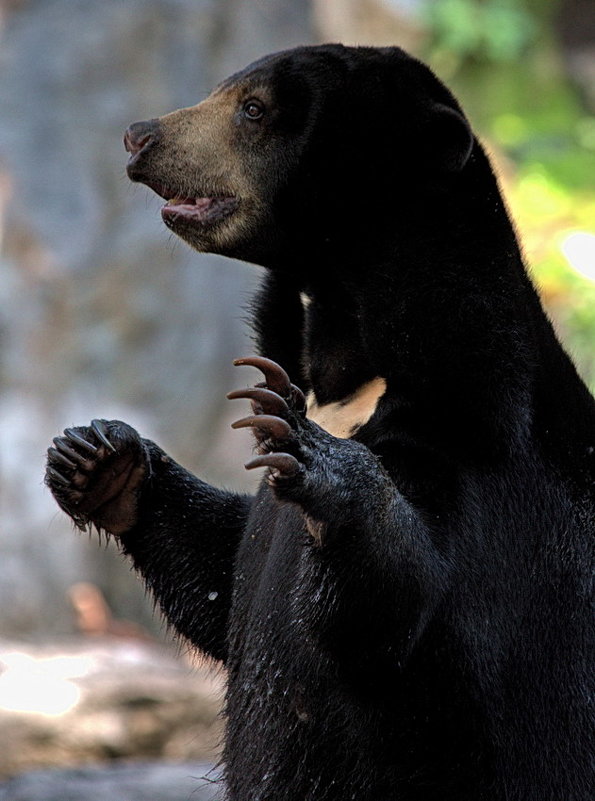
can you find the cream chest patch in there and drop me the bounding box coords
[306,377,387,439]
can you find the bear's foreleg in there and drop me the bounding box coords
[46,420,251,661]
[229,357,448,669]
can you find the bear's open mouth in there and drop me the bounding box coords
[142,181,239,228]
[161,195,239,227]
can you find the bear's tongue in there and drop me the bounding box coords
[161,195,238,225]
[165,197,213,215]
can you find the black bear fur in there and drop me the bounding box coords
[46,45,595,800]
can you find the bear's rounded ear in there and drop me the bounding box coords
[428,103,474,173]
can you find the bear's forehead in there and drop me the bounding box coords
[215,51,291,94]
[210,44,436,113]
[214,44,355,95]
[213,72,272,100]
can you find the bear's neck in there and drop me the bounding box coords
[253,155,591,460]
[258,156,530,391]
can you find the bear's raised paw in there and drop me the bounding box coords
[45,419,149,535]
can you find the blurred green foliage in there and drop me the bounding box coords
[423,0,535,62]
[421,0,595,391]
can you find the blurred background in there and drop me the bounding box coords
[0,0,593,793]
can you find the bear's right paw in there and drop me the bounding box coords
[46,419,149,535]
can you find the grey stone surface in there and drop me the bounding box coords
[0,762,222,801]
[0,638,225,779]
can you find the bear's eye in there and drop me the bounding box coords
[243,99,265,121]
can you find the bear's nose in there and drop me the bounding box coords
[124,119,160,157]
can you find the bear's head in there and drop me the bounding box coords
[125,45,474,269]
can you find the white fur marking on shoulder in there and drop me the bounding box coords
[300,292,312,310]
[306,377,387,439]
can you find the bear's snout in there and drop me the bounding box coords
[124,119,160,158]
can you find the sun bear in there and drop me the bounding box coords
[46,45,594,800]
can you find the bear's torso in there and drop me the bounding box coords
[224,385,594,801]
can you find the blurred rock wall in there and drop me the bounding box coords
[0,0,312,637]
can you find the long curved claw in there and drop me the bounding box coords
[290,384,307,413]
[52,437,79,463]
[53,437,95,472]
[244,452,300,478]
[227,386,290,415]
[91,419,117,453]
[64,428,98,455]
[231,414,293,440]
[46,466,70,486]
[233,356,292,396]
[47,446,76,470]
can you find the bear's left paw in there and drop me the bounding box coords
[228,356,312,486]
[229,356,390,537]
